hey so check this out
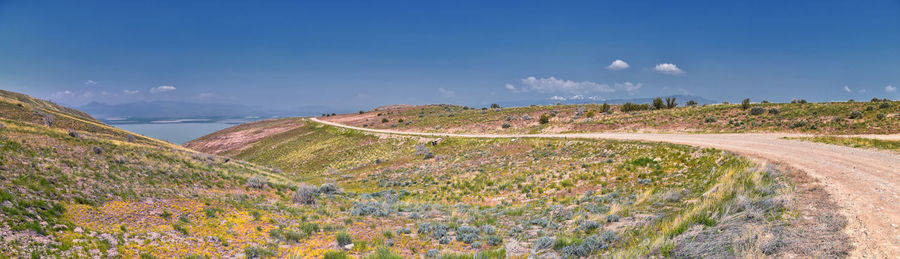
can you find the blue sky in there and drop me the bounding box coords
[1,1,898,110]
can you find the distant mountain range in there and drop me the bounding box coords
[77,96,718,124]
[79,101,340,124]
[495,95,719,108]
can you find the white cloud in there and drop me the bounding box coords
[123,90,140,95]
[54,90,73,96]
[505,76,642,95]
[83,80,97,86]
[843,85,852,93]
[550,96,567,101]
[606,59,630,71]
[859,89,867,93]
[150,85,176,93]
[886,85,896,92]
[199,93,215,98]
[513,76,614,94]
[654,63,685,75]
[615,82,642,93]
[438,88,455,98]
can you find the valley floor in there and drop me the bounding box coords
[312,118,900,258]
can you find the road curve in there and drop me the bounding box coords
[311,118,899,258]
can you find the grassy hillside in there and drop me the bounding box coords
[0,91,311,258]
[189,119,839,258]
[1,89,848,258]
[0,89,165,145]
[322,99,899,134]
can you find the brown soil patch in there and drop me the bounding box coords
[184,118,304,155]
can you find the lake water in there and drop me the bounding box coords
[112,123,236,144]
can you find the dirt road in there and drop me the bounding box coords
[311,118,900,258]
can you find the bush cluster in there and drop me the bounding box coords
[749,107,766,115]
[293,183,318,205]
[621,102,650,112]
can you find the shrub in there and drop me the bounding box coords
[485,235,503,246]
[490,103,501,109]
[381,118,389,123]
[741,98,751,110]
[300,222,320,236]
[418,222,449,239]
[686,100,698,106]
[790,121,807,129]
[849,111,863,119]
[534,236,555,251]
[749,107,765,115]
[456,225,480,244]
[877,113,886,120]
[665,97,677,109]
[319,183,339,194]
[336,232,353,247]
[172,222,189,235]
[481,225,496,235]
[350,201,391,217]
[768,108,780,115]
[501,123,511,129]
[652,97,665,110]
[396,227,412,235]
[578,220,602,233]
[246,176,268,189]
[367,247,403,259]
[585,110,595,118]
[621,102,650,112]
[606,214,620,222]
[293,183,318,205]
[204,207,221,218]
[324,250,349,259]
[600,102,611,112]
[704,117,717,123]
[244,246,275,259]
[539,113,551,124]
[34,110,54,127]
[397,118,404,123]
[283,230,304,242]
[879,102,891,109]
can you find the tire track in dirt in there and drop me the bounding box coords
[311,118,900,258]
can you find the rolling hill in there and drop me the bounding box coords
[0,89,854,258]
[319,99,899,135]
